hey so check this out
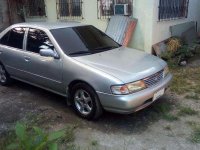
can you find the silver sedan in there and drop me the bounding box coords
[0,22,172,120]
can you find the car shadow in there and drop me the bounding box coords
[7,80,174,135]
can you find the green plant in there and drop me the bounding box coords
[7,123,66,150]
[175,45,194,62]
[190,125,200,143]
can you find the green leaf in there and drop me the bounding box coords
[48,130,65,141]
[15,122,26,141]
[48,143,58,150]
[33,127,44,135]
[7,143,19,150]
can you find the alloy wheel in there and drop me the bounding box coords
[74,89,93,115]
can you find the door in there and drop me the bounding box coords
[23,28,63,92]
[0,27,28,79]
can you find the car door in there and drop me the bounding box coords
[0,27,28,79]
[23,28,63,92]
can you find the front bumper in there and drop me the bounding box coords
[97,73,173,114]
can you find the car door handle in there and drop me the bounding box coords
[24,56,31,62]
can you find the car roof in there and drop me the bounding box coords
[11,22,85,30]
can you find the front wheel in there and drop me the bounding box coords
[0,64,12,86]
[71,83,103,120]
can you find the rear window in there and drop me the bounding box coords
[0,27,25,49]
[51,25,120,56]
[0,31,10,45]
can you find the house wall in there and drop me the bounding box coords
[151,0,200,46]
[25,0,200,53]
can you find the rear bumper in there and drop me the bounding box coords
[97,73,173,114]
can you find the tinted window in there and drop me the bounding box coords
[27,28,54,53]
[0,31,10,45]
[7,28,25,49]
[51,25,120,56]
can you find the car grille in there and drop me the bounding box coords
[143,70,164,87]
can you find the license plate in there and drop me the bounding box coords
[153,88,165,101]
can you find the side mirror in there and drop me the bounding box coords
[39,49,59,59]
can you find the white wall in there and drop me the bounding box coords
[128,0,155,52]
[27,0,108,32]
[151,0,200,46]
[25,0,200,53]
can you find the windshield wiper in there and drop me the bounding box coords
[94,46,119,51]
[69,51,92,56]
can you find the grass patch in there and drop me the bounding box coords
[90,140,98,146]
[162,113,179,121]
[190,125,200,143]
[164,125,172,131]
[186,121,200,143]
[149,102,178,122]
[178,107,198,116]
[170,67,200,95]
[185,93,200,100]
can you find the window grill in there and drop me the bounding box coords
[24,0,46,17]
[158,0,189,21]
[97,0,133,19]
[56,0,83,20]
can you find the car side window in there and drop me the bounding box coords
[27,28,54,54]
[0,31,10,45]
[7,28,25,49]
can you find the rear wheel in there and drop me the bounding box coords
[71,83,103,120]
[0,64,12,86]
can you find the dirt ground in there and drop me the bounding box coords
[0,60,200,149]
[0,82,199,150]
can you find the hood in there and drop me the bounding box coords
[73,47,167,83]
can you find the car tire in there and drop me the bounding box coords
[0,63,12,86]
[71,83,103,120]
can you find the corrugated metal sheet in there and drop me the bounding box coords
[105,15,137,46]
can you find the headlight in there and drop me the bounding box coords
[126,81,146,93]
[163,66,169,78]
[111,80,146,95]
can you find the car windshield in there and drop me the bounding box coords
[50,25,121,56]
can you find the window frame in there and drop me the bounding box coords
[56,0,83,20]
[158,0,190,21]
